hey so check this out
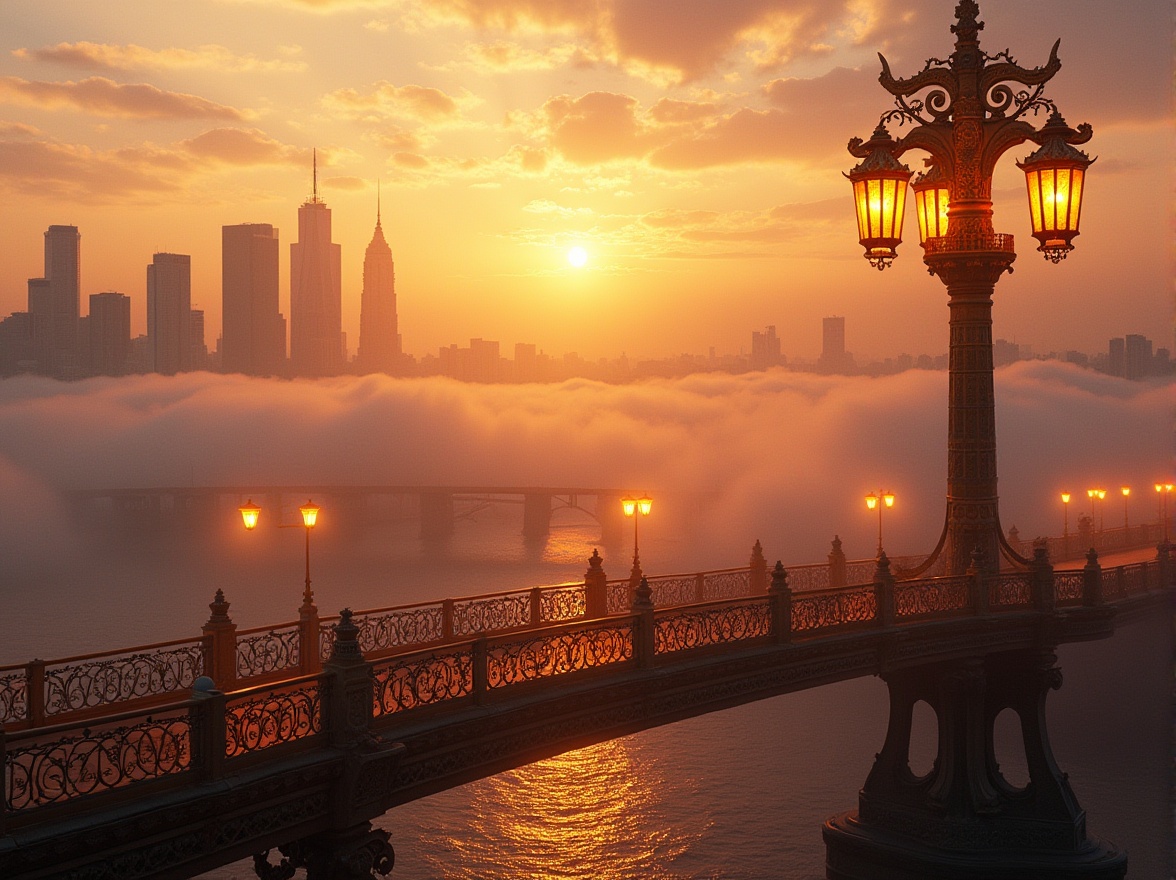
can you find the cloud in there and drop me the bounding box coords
[0,75,247,120]
[12,42,306,73]
[0,127,315,203]
[180,127,309,165]
[322,81,467,121]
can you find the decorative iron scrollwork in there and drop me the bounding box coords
[989,574,1031,607]
[487,624,632,688]
[654,601,771,653]
[452,594,530,636]
[0,670,28,725]
[42,643,205,718]
[6,710,190,810]
[538,586,586,622]
[372,649,472,716]
[791,588,877,632]
[236,628,301,680]
[224,685,321,758]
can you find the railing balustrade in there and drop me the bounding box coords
[0,530,1165,734]
[2,552,1170,828]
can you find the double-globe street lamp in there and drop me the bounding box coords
[621,494,652,592]
[864,491,895,556]
[239,498,321,615]
[846,0,1093,576]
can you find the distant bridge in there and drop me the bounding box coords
[65,485,648,542]
[1,540,1170,879]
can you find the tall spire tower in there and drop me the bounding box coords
[357,182,400,374]
[290,149,342,377]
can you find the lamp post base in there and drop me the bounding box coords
[824,811,1126,880]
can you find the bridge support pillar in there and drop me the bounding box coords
[522,493,552,539]
[419,492,454,541]
[823,649,1126,879]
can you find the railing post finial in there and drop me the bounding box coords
[1082,546,1103,607]
[584,548,608,618]
[328,608,364,666]
[769,561,792,643]
[201,589,237,692]
[829,535,847,588]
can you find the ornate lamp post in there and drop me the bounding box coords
[864,491,895,556]
[621,494,652,592]
[1156,482,1173,543]
[1060,491,1070,556]
[846,0,1093,576]
[1120,486,1130,532]
[239,498,321,615]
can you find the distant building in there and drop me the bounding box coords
[147,253,191,374]
[189,309,208,370]
[993,338,1021,367]
[750,325,782,370]
[1123,334,1152,380]
[88,292,131,376]
[27,225,81,377]
[0,312,36,375]
[222,223,284,376]
[818,316,853,374]
[1107,337,1125,377]
[356,195,400,374]
[290,155,342,377]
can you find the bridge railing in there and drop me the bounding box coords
[0,535,1160,732]
[3,551,1171,831]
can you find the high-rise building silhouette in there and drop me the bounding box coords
[27,225,81,377]
[222,223,284,376]
[1124,333,1152,380]
[357,189,400,374]
[189,309,207,370]
[750,325,782,370]
[147,253,191,375]
[290,153,342,377]
[88,292,131,376]
[818,315,853,374]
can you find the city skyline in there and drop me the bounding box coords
[0,1,1169,363]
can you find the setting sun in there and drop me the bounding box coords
[567,246,589,268]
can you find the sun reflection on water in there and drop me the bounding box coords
[396,738,704,879]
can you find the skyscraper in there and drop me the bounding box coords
[222,223,284,376]
[88,292,131,376]
[290,155,342,377]
[750,325,782,370]
[27,225,80,377]
[818,315,852,374]
[357,190,400,374]
[147,253,191,375]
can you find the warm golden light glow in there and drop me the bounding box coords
[1121,487,1130,497]
[621,495,651,517]
[1017,116,1094,262]
[239,499,261,531]
[912,167,950,245]
[883,492,895,508]
[865,492,878,510]
[300,499,320,528]
[846,126,912,269]
[1061,492,1071,504]
[1096,489,1106,501]
[567,245,589,268]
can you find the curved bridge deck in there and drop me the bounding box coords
[1,549,1170,879]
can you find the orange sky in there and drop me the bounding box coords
[0,0,1170,361]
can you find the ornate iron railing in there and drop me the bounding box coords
[223,679,323,759]
[235,624,302,681]
[5,704,192,811]
[2,557,1168,821]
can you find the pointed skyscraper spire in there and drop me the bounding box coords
[376,179,382,228]
[312,148,318,203]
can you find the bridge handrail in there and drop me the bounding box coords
[4,558,1170,826]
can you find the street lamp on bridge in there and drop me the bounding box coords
[864,491,894,556]
[845,0,1094,576]
[621,494,652,592]
[1120,486,1130,531]
[1060,492,1070,556]
[239,498,321,615]
[1156,482,1173,543]
[1087,487,1106,532]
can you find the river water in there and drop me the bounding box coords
[4,509,1171,879]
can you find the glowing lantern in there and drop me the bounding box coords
[239,499,261,531]
[846,125,912,270]
[300,499,320,529]
[1017,112,1094,263]
[912,164,950,245]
